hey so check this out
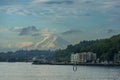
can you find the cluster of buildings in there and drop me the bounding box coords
[71,52,97,64]
[32,51,120,65]
[71,51,120,64]
[32,55,47,64]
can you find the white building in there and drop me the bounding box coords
[71,52,96,63]
[79,52,87,63]
[71,53,80,64]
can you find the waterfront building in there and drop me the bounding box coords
[114,51,120,63]
[71,53,80,64]
[71,52,96,63]
[32,55,47,64]
[79,52,87,63]
[79,52,96,63]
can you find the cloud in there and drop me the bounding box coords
[17,42,33,48]
[107,29,115,34]
[18,26,39,36]
[11,26,23,31]
[30,0,50,5]
[0,5,29,16]
[40,28,53,36]
[0,0,119,19]
[43,1,73,5]
[12,26,56,37]
[62,29,82,35]
[30,0,73,5]
[0,0,94,17]
[0,27,9,32]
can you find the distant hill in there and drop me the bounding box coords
[0,50,55,62]
[55,34,120,62]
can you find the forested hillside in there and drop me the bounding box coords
[55,34,120,62]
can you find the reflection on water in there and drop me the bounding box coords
[0,62,120,80]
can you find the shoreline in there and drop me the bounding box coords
[32,63,120,66]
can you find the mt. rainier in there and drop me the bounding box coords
[34,34,70,50]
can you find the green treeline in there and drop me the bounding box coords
[55,34,120,62]
[0,50,54,62]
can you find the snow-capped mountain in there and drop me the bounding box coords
[34,34,70,50]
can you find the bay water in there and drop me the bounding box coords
[0,62,120,80]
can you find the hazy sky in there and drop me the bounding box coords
[0,0,120,52]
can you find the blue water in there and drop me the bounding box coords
[0,62,120,80]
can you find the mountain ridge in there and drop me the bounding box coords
[34,34,70,50]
